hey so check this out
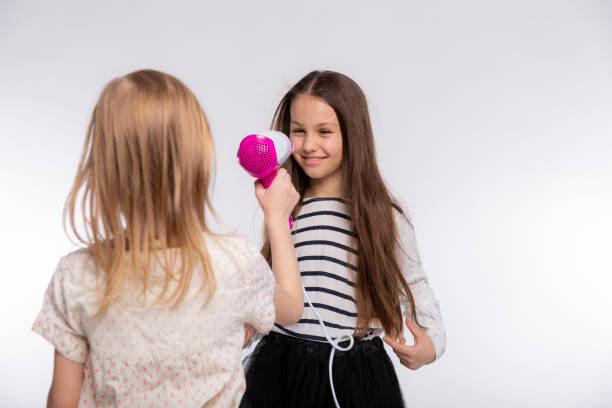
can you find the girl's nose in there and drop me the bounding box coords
[302,133,317,152]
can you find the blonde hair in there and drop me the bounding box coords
[65,69,217,317]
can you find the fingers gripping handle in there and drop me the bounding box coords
[260,169,294,229]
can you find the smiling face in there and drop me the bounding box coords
[289,93,344,195]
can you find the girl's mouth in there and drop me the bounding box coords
[302,156,326,164]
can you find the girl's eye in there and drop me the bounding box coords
[320,129,331,134]
[291,129,305,134]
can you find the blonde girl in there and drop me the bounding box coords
[33,69,302,408]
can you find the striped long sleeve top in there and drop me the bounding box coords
[270,197,446,361]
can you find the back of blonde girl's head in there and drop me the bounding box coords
[66,69,216,316]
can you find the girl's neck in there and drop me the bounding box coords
[305,170,345,199]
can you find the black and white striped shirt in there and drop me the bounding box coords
[271,197,370,341]
[270,197,447,361]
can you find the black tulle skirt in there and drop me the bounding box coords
[240,332,406,408]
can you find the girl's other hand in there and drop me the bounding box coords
[254,168,299,224]
[383,316,436,370]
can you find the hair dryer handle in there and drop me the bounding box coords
[260,170,277,189]
[259,169,294,229]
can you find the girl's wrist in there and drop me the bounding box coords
[265,215,289,230]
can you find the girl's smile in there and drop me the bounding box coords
[301,155,327,164]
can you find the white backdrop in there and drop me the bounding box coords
[1,1,611,407]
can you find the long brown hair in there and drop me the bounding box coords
[262,70,421,336]
[65,69,217,317]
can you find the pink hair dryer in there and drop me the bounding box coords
[237,130,295,228]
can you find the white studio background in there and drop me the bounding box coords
[1,1,611,407]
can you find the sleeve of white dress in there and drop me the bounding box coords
[396,211,447,361]
[32,256,89,363]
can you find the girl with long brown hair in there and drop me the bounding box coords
[241,71,446,408]
[32,69,303,408]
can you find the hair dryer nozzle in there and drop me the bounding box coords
[236,131,293,183]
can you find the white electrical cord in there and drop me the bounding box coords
[302,284,354,408]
